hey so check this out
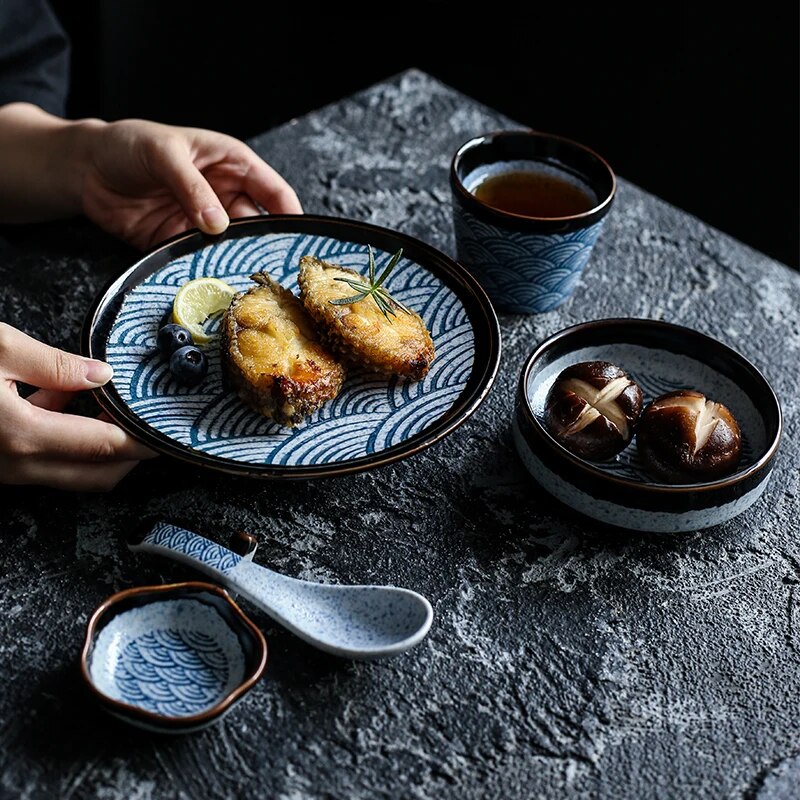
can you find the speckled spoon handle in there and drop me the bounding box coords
[129,522,433,660]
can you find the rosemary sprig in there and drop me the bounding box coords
[329,245,411,321]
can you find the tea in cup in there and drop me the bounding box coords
[450,130,616,313]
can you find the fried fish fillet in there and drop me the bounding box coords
[221,272,345,426]
[297,255,435,380]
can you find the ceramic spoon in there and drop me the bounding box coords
[129,522,433,660]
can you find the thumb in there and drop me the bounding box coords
[156,145,229,235]
[0,323,113,390]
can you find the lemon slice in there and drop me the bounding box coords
[172,277,236,344]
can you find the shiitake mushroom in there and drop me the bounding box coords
[544,361,644,461]
[636,390,742,482]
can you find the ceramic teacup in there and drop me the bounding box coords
[450,130,616,314]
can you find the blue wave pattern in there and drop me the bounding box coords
[114,629,230,717]
[453,209,605,312]
[105,234,475,466]
[143,522,241,573]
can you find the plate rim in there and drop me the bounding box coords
[81,214,502,479]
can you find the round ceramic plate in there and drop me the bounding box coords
[82,215,501,479]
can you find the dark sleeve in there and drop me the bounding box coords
[0,0,70,116]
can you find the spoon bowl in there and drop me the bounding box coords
[129,522,433,660]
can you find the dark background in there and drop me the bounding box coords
[51,2,799,269]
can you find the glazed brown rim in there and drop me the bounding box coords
[80,581,268,731]
[517,318,783,494]
[450,128,617,224]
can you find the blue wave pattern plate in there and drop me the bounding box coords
[93,601,242,717]
[85,216,501,478]
[82,582,267,732]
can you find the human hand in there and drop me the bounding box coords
[0,104,301,248]
[0,323,157,491]
[80,119,303,250]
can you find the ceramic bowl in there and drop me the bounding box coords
[81,582,267,733]
[513,318,782,532]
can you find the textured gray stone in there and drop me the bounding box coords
[0,69,798,800]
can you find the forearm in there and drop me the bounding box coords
[0,102,105,223]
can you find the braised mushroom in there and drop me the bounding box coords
[544,361,644,461]
[636,390,742,482]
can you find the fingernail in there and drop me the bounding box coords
[86,360,114,385]
[201,206,229,233]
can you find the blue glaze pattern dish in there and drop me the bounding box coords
[514,319,782,533]
[82,215,501,479]
[81,582,267,733]
[94,603,242,717]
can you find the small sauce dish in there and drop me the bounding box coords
[81,581,267,733]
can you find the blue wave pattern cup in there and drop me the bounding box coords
[450,130,616,313]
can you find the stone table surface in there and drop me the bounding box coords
[1,69,798,800]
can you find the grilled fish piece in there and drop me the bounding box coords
[297,255,435,380]
[221,273,345,426]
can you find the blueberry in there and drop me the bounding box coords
[157,323,193,357]
[169,345,208,387]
